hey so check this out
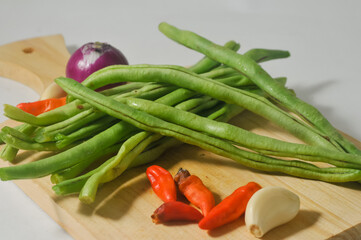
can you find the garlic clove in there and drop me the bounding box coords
[40,82,66,100]
[245,186,300,238]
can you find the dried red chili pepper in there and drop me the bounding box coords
[151,201,203,224]
[146,165,177,202]
[198,182,261,230]
[17,97,67,116]
[174,168,215,216]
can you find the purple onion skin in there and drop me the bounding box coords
[66,42,128,89]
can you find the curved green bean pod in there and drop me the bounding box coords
[244,48,291,63]
[158,22,361,155]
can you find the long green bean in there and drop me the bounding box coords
[158,22,361,155]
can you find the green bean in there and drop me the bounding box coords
[95,82,148,96]
[200,47,290,79]
[201,67,239,79]
[244,48,291,63]
[189,40,240,73]
[52,78,361,183]
[158,22,361,155]
[79,64,337,150]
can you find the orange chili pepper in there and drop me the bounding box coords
[174,168,215,216]
[151,201,203,224]
[146,165,177,202]
[198,182,261,230]
[16,97,67,116]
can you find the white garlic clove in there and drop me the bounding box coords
[40,82,66,100]
[245,186,300,238]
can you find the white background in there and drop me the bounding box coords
[0,1,360,239]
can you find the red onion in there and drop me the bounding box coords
[66,42,128,88]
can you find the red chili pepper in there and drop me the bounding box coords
[146,165,177,202]
[151,201,203,224]
[198,182,261,230]
[16,97,67,116]
[174,168,215,216]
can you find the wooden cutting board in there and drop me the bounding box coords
[0,35,360,240]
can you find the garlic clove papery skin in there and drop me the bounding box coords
[245,186,300,238]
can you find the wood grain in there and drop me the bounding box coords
[0,36,360,240]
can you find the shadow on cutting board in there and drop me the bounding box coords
[207,210,320,239]
[327,223,361,240]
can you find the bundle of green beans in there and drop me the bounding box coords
[0,24,360,204]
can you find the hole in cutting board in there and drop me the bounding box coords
[22,47,34,54]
